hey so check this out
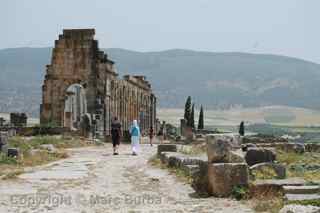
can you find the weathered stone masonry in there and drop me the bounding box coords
[40,29,156,137]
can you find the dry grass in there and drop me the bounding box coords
[148,155,162,167]
[251,166,278,180]
[248,185,284,213]
[0,136,85,179]
[1,169,24,180]
[251,197,283,213]
[22,150,69,167]
[277,150,320,182]
[248,150,320,211]
[276,150,320,165]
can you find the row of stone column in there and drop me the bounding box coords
[104,79,155,136]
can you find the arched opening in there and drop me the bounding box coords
[63,84,87,130]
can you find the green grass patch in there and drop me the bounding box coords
[232,185,249,200]
[0,153,18,165]
[288,199,320,207]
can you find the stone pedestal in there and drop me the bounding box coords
[157,144,177,156]
[208,163,249,197]
[0,131,8,146]
[245,148,276,166]
[206,134,232,163]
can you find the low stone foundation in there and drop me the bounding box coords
[157,144,178,156]
[16,127,70,136]
[157,136,251,198]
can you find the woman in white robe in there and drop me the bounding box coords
[130,120,141,155]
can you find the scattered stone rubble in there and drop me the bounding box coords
[0,130,19,158]
[157,134,250,197]
[39,144,57,153]
[244,147,276,166]
[0,131,8,153]
[243,135,288,144]
[157,132,320,210]
[243,135,320,153]
[7,148,19,158]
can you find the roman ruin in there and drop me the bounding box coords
[10,113,27,127]
[40,29,157,138]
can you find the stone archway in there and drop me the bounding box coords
[63,84,87,130]
[40,29,157,139]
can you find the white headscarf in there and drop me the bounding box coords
[133,120,138,127]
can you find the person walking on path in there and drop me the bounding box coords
[159,121,166,144]
[111,117,121,155]
[130,120,141,155]
[149,126,154,146]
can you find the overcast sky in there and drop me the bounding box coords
[1,0,319,63]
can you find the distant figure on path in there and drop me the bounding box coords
[111,117,121,155]
[130,120,141,155]
[239,121,245,136]
[159,121,166,144]
[149,126,154,146]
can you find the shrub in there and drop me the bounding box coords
[232,185,248,200]
[0,153,18,165]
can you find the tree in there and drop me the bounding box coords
[190,103,195,129]
[239,121,245,136]
[198,105,204,130]
[184,96,192,125]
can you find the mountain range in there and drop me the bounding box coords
[1,47,320,117]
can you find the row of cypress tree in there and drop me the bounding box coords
[184,96,204,130]
[184,96,245,135]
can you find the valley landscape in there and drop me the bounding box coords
[2,48,320,120]
[158,105,320,127]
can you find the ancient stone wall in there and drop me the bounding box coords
[10,113,27,127]
[40,29,157,137]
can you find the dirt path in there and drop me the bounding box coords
[0,139,254,213]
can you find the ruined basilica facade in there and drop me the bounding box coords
[40,29,157,137]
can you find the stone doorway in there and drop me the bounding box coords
[64,84,87,130]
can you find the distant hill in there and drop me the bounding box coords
[1,47,320,117]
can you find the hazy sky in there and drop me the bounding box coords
[1,0,319,63]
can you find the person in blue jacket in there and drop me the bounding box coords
[130,120,141,155]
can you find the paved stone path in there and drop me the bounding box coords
[0,140,254,213]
